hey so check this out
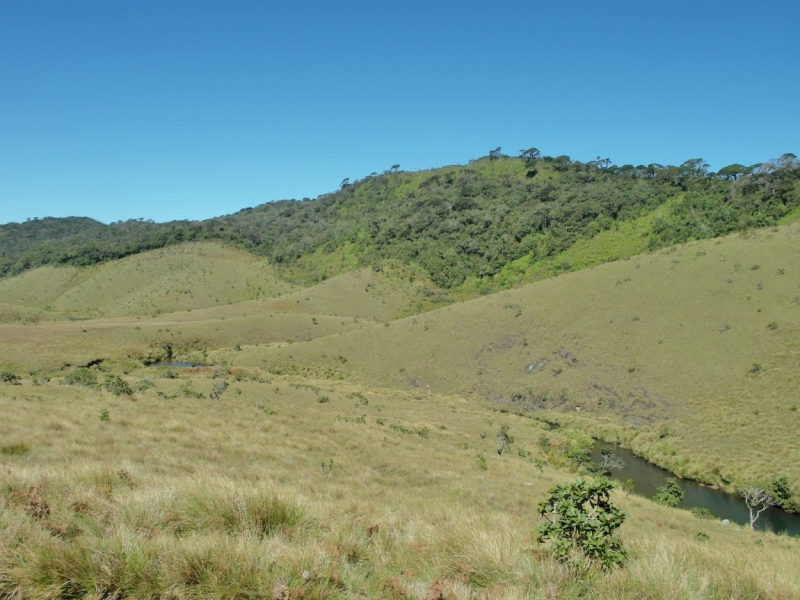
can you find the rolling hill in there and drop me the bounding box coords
[228,222,800,494]
[0,242,295,317]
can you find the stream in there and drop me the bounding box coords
[591,442,800,536]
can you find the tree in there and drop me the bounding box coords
[390,164,400,173]
[340,178,350,189]
[653,478,684,507]
[496,424,514,455]
[600,449,625,475]
[593,156,612,170]
[519,148,541,163]
[488,147,502,160]
[739,486,776,529]
[680,158,710,178]
[718,164,747,181]
[775,153,797,169]
[537,478,627,569]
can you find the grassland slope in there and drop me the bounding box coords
[233,223,800,493]
[1,369,798,598]
[0,242,296,317]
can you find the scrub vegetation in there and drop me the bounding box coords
[1,150,800,597]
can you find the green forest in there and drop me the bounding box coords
[2,150,798,288]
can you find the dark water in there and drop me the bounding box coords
[591,442,800,536]
[150,361,205,368]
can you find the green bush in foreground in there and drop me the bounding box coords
[537,478,627,569]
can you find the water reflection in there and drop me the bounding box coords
[150,361,205,368]
[591,442,800,537]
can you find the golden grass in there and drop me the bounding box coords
[1,371,799,598]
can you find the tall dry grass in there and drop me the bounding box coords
[2,372,799,598]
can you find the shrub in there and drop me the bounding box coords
[691,507,714,520]
[0,370,21,384]
[475,453,487,470]
[537,478,627,569]
[389,423,429,438]
[769,476,793,507]
[622,479,635,496]
[99,408,110,422]
[63,367,98,388]
[653,478,685,507]
[133,378,154,392]
[336,415,366,424]
[180,383,205,399]
[496,424,514,455]
[104,375,133,396]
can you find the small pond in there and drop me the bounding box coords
[591,442,800,537]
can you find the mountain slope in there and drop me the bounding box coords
[3,154,798,293]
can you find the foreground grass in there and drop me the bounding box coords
[2,372,799,598]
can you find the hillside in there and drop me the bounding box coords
[0,246,448,371]
[229,222,800,495]
[0,242,295,317]
[2,365,799,598]
[2,152,799,294]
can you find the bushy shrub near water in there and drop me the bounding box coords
[537,478,627,569]
[653,478,685,507]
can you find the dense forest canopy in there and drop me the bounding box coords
[2,151,798,288]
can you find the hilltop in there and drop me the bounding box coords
[2,152,799,294]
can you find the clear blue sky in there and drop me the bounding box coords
[1,1,798,225]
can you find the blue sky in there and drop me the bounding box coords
[1,1,798,224]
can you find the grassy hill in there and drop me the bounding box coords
[229,222,800,496]
[2,367,798,598]
[0,242,295,317]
